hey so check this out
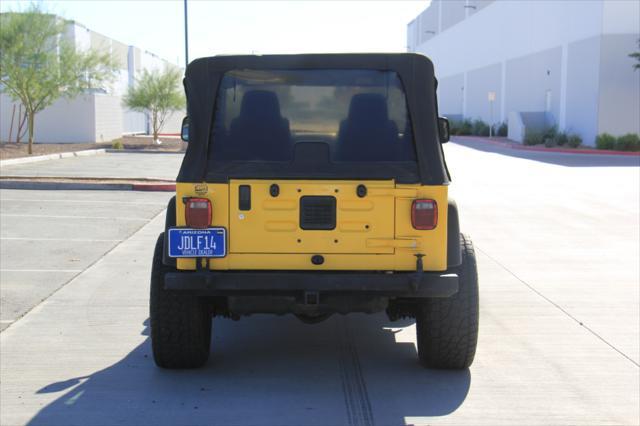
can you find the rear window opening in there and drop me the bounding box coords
[210,69,416,163]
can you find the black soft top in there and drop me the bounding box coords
[178,53,449,185]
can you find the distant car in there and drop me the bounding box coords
[150,53,478,370]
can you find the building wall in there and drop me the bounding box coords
[408,0,496,52]
[441,0,466,33]
[94,94,124,142]
[69,22,90,51]
[602,0,640,35]
[413,1,605,78]
[597,34,640,141]
[563,36,601,144]
[123,110,147,134]
[410,0,640,146]
[0,94,95,143]
[437,73,464,117]
[406,20,418,51]
[163,111,185,135]
[465,62,502,124]
[505,47,562,125]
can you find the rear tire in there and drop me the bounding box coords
[416,234,479,369]
[150,233,211,369]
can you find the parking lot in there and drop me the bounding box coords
[0,189,172,331]
[0,152,183,180]
[0,145,638,425]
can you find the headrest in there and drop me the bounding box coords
[347,93,389,123]
[240,90,282,122]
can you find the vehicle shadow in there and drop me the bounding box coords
[451,137,640,168]
[28,314,471,426]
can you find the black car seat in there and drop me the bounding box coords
[397,121,417,161]
[229,90,292,161]
[336,93,399,161]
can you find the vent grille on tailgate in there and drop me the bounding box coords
[300,196,336,230]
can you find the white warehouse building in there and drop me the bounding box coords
[0,18,183,144]
[407,0,640,146]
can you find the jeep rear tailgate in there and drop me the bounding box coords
[228,180,394,254]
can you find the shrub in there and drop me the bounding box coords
[471,119,490,136]
[524,125,559,146]
[458,119,473,135]
[595,133,616,150]
[523,129,544,145]
[544,125,558,139]
[449,121,458,135]
[567,134,582,148]
[496,122,508,137]
[448,119,473,136]
[541,125,557,146]
[112,140,124,150]
[449,118,488,136]
[615,133,640,152]
[449,120,462,135]
[553,132,569,146]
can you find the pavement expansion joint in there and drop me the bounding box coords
[337,316,375,426]
[0,208,167,334]
[476,245,640,368]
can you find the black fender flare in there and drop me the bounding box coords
[447,199,462,267]
[162,196,177,267]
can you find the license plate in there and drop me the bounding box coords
[168,228,226,258]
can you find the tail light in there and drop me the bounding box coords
[411,199,437,230]
[185,198,212,228]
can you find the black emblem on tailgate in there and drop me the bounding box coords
[300,196,336,230]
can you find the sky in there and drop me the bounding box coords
[1,1,429,67]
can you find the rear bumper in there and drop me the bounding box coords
[164,270,458,298]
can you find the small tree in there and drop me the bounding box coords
[630,39,640,71]
[123,67,184,144]
[0,6,118,154]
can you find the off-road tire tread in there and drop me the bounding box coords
[150,233,211,368]
[416,233,479,369]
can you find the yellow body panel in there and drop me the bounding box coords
[175,181,448,271]
[229,180,395,254]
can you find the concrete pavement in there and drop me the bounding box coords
[447,141,639,364]
[0,142,638,425]
[0,189,173,331]
[0,152,183,180]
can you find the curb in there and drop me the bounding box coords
[0,149,106,167]
[0,178,176,192]
[454,136,640,157]
[131,183,176,191]
[105,149,185,154]
[0,181,134,191]
[512,144,640,156]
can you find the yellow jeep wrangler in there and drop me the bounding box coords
[150,53,478,370]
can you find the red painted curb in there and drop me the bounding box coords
[131,183,176,192]
[511,144,640,156]
[456,136,512,148]
[455,136,640,156]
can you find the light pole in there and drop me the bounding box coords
[184,0,189,68]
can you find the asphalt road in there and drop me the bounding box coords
[1,145,639,425]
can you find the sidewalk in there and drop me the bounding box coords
[0,176,175,191]
[1,152,182,191]
[454,136,640,156]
